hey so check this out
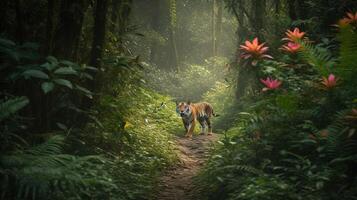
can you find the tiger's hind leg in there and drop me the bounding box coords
[206,117,213,135]
[198,116,206,135]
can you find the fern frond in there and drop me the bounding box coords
[336,26,357,86]
[297,40,336,75]
[0,135,116,200]
[0,96,29,121]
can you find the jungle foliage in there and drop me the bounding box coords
[1,0,357,200]
[196,1,357,200]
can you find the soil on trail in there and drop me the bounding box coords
[155,133,219,200]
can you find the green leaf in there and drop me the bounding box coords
[60,60,75,66]
[0,96,29,121]
[23,69,49,79]
[75,84,93,99]
[46,56,58,64]
[53,79,73,89]
[54,67,77,75]
[0,38,16,47]
[41,82,55,94]
[83,65,98,71]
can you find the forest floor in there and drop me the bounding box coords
[155,133,219,200]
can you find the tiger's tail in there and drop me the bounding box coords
[212,110,220,117]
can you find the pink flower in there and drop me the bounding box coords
[321,74,338,89]
[260,77,282,91]
[280,42,301,53]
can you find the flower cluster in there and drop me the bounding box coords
[239,18,348,92]
[280,28,305,54]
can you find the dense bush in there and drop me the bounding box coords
[144,56,228,101]
[0,37,182,200]
[197,15,357,200]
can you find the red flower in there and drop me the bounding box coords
[280,42,301,53]
[321,74,339,89]
[240,38,273,61]
[260,77,282,91]
[283,28,306,42]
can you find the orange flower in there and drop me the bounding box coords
[336,18,351,28]
[283,28,306,42]
[240,37,273,61]
[321,74,339,89]
[280,42,301,53]
[335,12,357,28]
[345,12,357,24]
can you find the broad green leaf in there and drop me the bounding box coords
[0,96,29,121]
[23,69,49,79]
[46,56,58,64]
[81,72,93,80]
[75,84,93,99]
[54,67,77,75]
[53,79,73,89]
[41,61,58,71]
[60,60,75,66]
[0,38,16,47]
[41,82,55,94]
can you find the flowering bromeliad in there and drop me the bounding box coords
[337,12,357,27]
[280,42,301,53]
[321,74,339,89]
[344,12,357,24]
[260,77,282,92]
[283,28,306,42]
[240,38,272,63]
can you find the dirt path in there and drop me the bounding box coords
[155,133,219,200]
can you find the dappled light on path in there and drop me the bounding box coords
[155,134,219,200]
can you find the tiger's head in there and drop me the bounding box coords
[176,101,192,118]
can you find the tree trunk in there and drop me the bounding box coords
[287,0,297,21]
[45,0,55,55]
[53,0,89,60]
[15,0,24,43]
[89,0,109,92]
[275,0,280,14]
[212,0,216,57]
[215,0,223,56]
[251,0,265,39]
[110,0,121,33]
[169,0,179,71]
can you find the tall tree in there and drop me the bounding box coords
[215,0,223,56]
[169,0,179,71]
[52,0,89,60]
[212,0,217,56]
[89,0,109,91]
[45,0,56,54]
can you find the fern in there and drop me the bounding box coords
[0,97,29,121]
[297,39,336,76]
[0,135,117,200]
[336,25,357,88]
[324,110,357,163]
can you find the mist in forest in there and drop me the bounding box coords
[1,0,357,200]
[128,0,237,101]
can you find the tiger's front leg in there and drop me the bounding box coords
[182,118,188,133]
[185,121,195,138]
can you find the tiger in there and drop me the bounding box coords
[176,101,218,138]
